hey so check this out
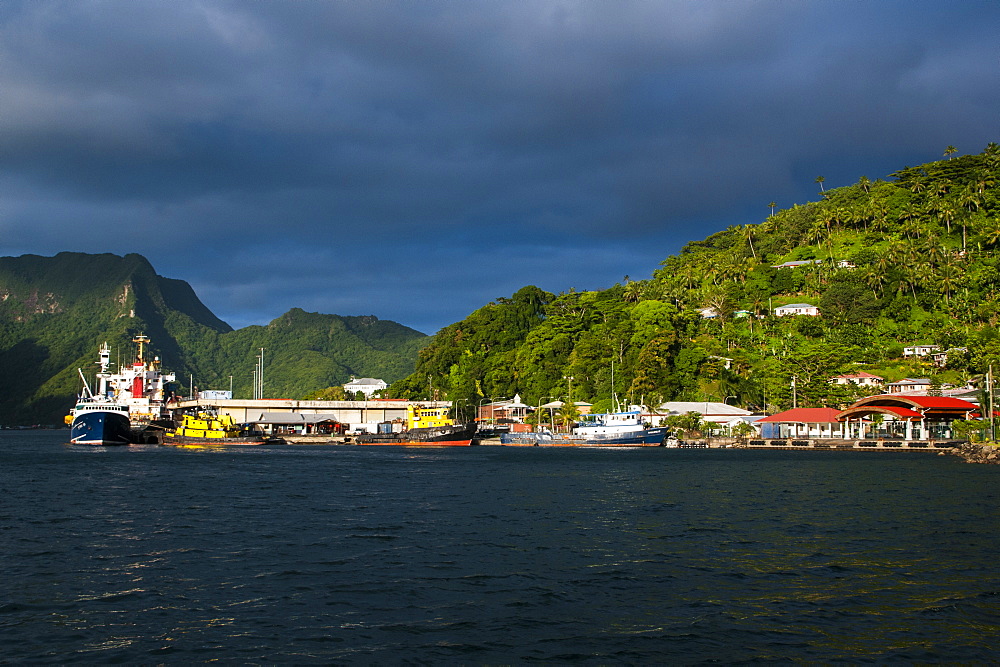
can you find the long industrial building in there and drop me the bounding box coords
[169,398,452,433]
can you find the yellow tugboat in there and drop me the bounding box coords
[163,410,278,446]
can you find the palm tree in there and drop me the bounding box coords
[981,218,1000,247]
[898,203,922,239]
[858,176,871,193]
[938,260,959,306]
[958,185,983,251]
[815,176,825,192]
[623,280,644,303]
[768,201,777,216]
[937,204,956,235]
[921,240,945,268]
[860,265,886,298]
[678,264,700,290]
[944,145,957,160]
[975,172,995,195]
[808,217,828,247]
[742,224,757,259]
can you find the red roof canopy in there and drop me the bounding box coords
[839,405,924,421]
[897,396,977,410]
[758,407,843,423]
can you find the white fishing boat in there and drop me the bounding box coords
[501,409,668,447]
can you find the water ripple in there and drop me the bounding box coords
[2,435,999,662]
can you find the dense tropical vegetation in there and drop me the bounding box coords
[4,145,998,426]
[390,145,1000,418]
[0,253,428,424]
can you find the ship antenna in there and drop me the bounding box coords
[98,342,111,374]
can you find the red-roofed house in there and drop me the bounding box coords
[758,407,845,438]
[830,372,884,387]
[838,395,977,440]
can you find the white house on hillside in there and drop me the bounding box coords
[886,378,932,394]
[774,303,820,317]
[903,345,940,357]
[830,372,884,387]
[343,377,388,397]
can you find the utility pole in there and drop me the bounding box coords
[989,365,995,442]
[791,375,797,409]
[252,348,266,400]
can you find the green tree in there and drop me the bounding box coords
[303,386,348,400]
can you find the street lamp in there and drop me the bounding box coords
[549,397,566,433]
[536,396,553,432]
[492,397,506,425]
[478,396,506,426]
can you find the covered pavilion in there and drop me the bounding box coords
[837,395,977,441]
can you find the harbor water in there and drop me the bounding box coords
[2,431,998,663]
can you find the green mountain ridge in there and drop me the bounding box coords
[390,144,1000,416]
[0,252,428,424]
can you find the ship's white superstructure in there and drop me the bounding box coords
[90,335,177,424]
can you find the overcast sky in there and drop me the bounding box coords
[1,1,998,334]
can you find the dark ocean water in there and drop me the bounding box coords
[2,431,999,664]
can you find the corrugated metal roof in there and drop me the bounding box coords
[250,412,345,423]
[344,378,385,386]
[657,401,751,416]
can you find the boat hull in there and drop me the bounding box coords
[70,410,133,446]
[354,423,477,446]
[162,435,269,446]
[501,427,669,447]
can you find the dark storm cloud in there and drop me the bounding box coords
[1,0,998,333]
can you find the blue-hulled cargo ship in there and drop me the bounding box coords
[67,336,176,446]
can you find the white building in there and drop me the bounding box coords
[903,345,940,357]
[655,401,752,425]
[830,372,884,387]
[774,303,820,317]
[343,377,388,397]
[886,378,932,394]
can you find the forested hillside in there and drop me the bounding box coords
[0,253,428,424]
[390,144,1000,415]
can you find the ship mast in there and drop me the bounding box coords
[97,342,111,397]
[133,334,149,366]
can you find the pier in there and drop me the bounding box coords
[740,438,963,451]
